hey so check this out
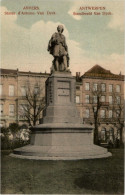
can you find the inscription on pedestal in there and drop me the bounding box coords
[57,81,70,104]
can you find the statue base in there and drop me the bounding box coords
[11,124,111,160]
[11,72,111,160]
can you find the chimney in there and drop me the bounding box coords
[16,68,19,73]
[76,72,78,77]
[76,72,80,77]
[76,72,81,81]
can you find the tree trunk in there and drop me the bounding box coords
[94,118,99,145]
[120,126,124,146]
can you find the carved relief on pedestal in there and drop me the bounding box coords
[49,81,53,103]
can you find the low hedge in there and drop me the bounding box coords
[1,136,29,150]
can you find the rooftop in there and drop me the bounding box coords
[0,68,50,76]
[0,65,124,81]
[82,65,124,80]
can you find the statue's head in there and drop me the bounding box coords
[57,25,64,33]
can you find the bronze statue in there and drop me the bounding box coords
[48,25,70,72]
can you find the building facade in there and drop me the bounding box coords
[0,65,124,143]
[76,65,124,143]
[0,69,49,127]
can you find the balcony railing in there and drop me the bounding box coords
[99,118,124,123]
[0,95,6,100]
[100,102,109,106]
[83,117,124,124]
[0,115,17,120]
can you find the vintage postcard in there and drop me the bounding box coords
[0,0,124,194]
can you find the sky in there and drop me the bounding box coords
[1,0,124,76]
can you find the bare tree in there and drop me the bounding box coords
[90,84,103,145]
[19,83,45,127]
[112,90,124,146]
[90,83,124,146]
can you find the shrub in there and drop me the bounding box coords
[1,123,30,150]
[1,136,11,150]
[10,138,30,149]
[8,123,20,139]
[1,137,29,150]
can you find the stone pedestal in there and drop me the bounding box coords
[11,72,111,160]
[42,72,82,124]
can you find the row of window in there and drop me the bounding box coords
[20,86,39,96]
[101,128,117,141]
[0,85,15,96]
[101,128,120,141]
[85,95,121,104]
[0,104,28,116]
[85,83,121,92]
[76,95,121,104]
[0,104,15,116]
[0,104,39,116]
[0,83,121,97]
[0,103,121,123]
[0,104,27,116]
[85,109,120,118]
[0,85,39,96]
